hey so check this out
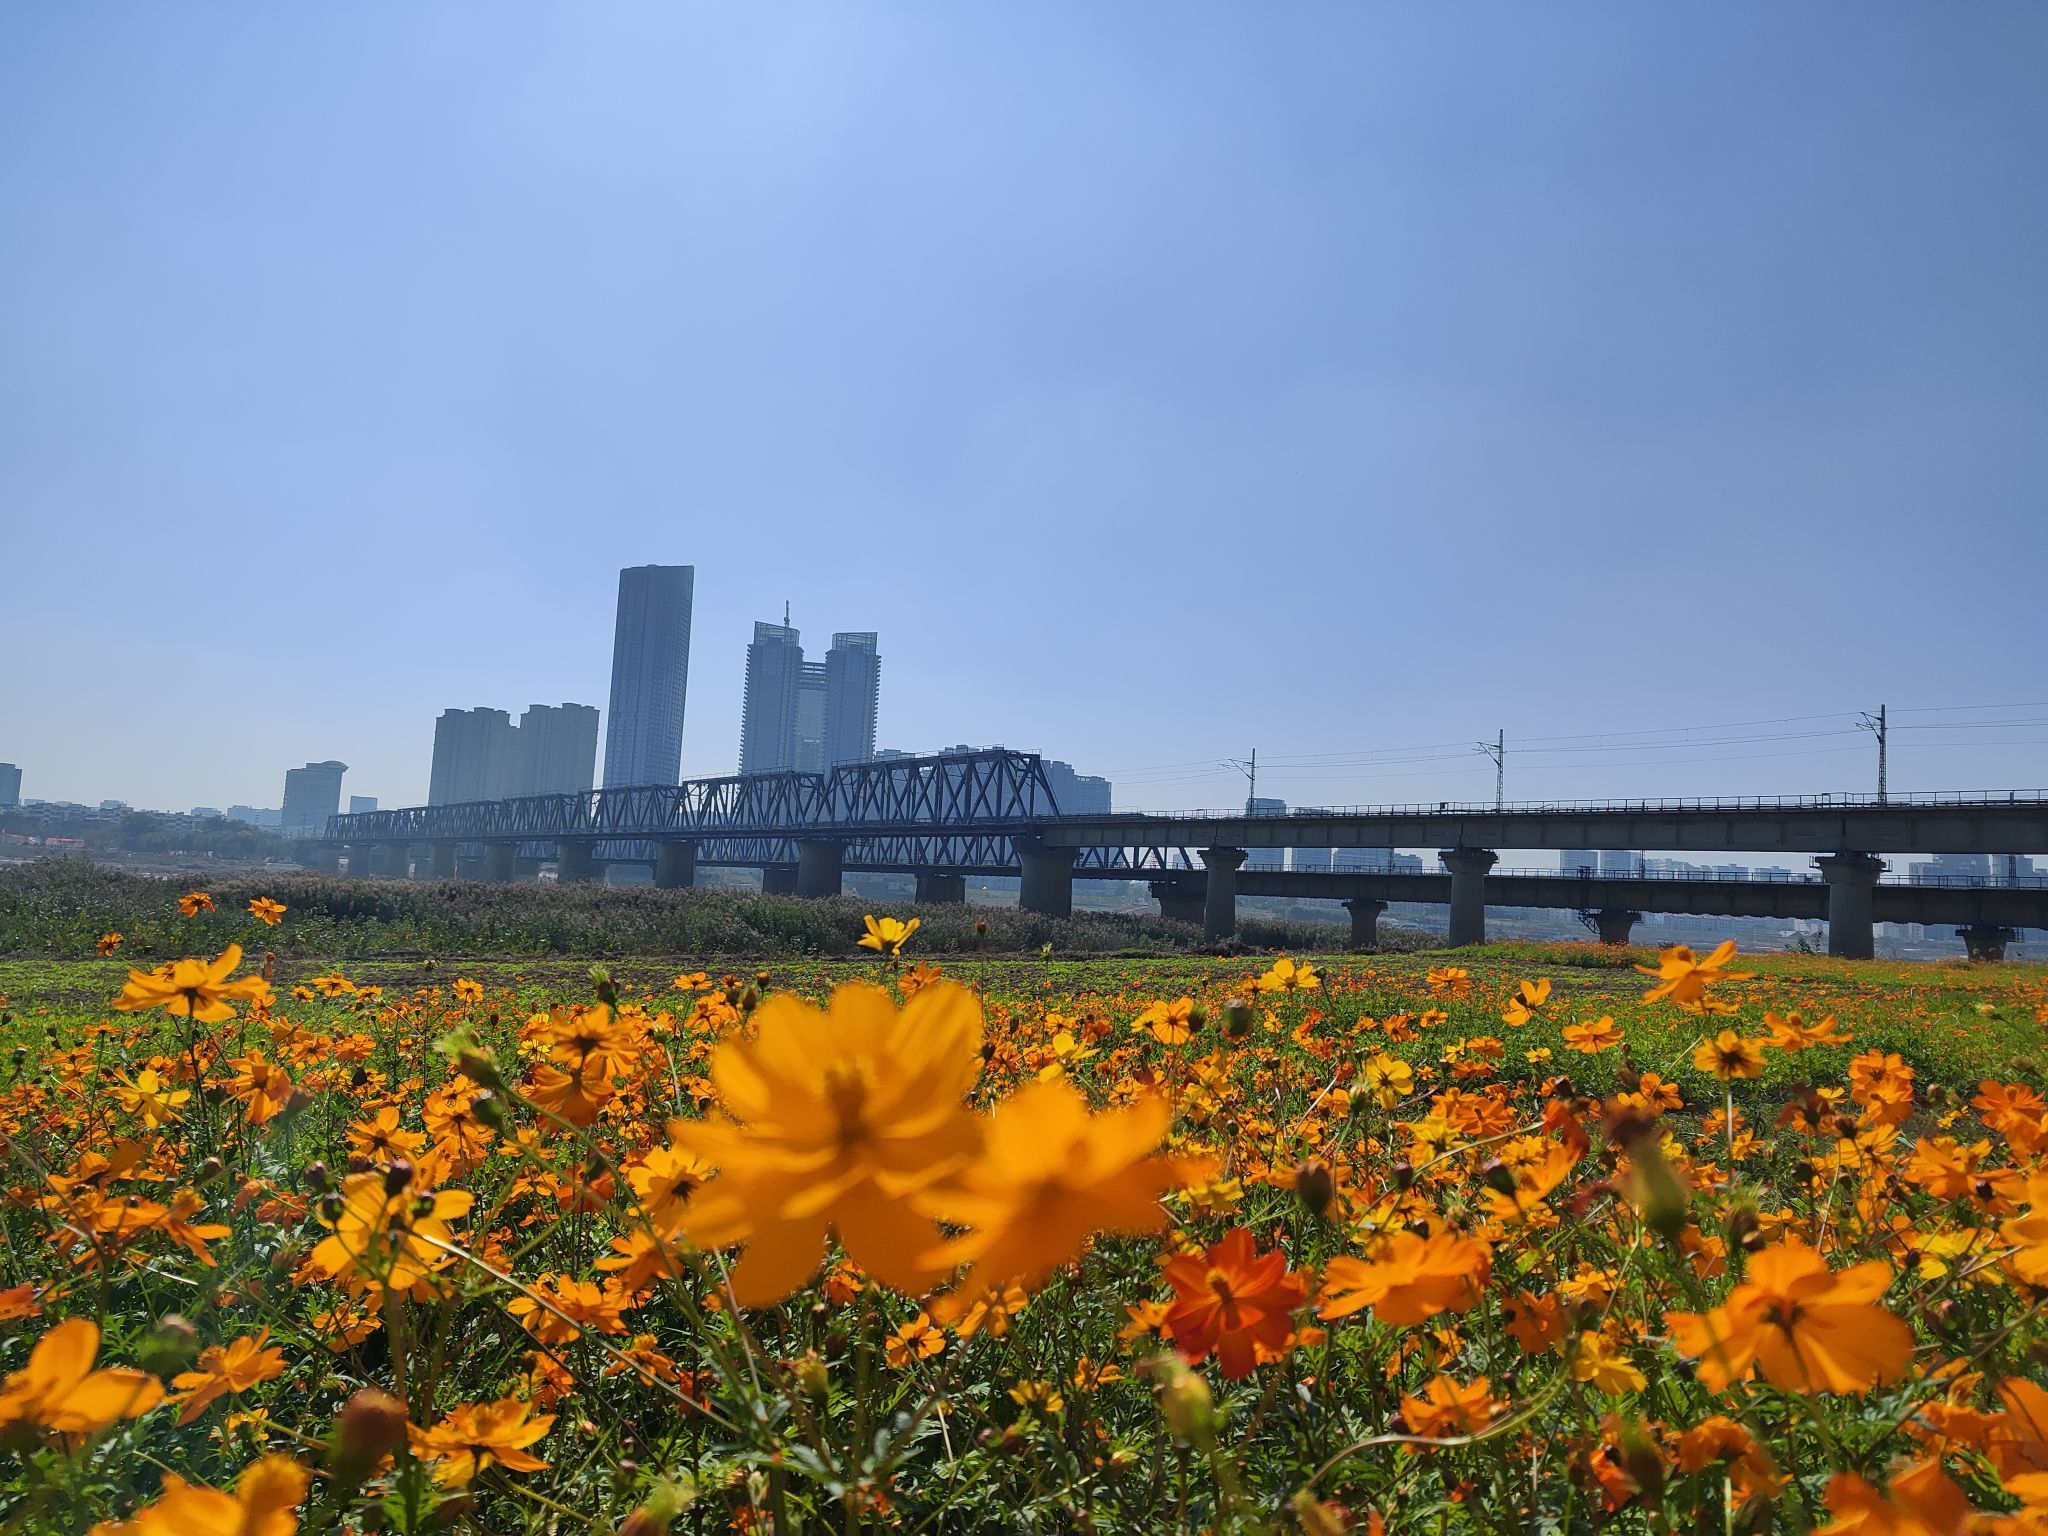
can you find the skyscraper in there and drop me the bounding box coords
[510,703,601,796]
[824,632,881,767]
[603,565,695,788]
[740,621,884,774]
[739,622,804,774]
[429,708,514,805]
[349,795,379,814]
[0,764,19,809]
[280,760,348,834]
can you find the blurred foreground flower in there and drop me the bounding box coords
[91,1454,309,1536]
[675,981,981,1306]
[0,1318,164,1440]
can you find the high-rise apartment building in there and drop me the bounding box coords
[280,760,348,834]
[429,707,514,805]
[603,565,695,788]
[0,763,19,809]
[510,704,601,797]
[824,633,881,767]
[740,620,883,774]
[1043,758,1112,815]
[739,623,805,774]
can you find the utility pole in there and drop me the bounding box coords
[1858,706,1887,804]
[1223,749,1258,813]
[1475,729,1504,811]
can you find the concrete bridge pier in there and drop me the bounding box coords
[1817,852,1884,959]
[1016,839,1077,917]
[303,844,343,874]
[1344,897,1387,949]
[1200,847,1246,940]
[1958,924,2017,962]
[796,839,845,899]
[762,864,799,896]
[382,843,412,879]
[554,840,599,885]
[1149,876,1205,925]
[428,843,456,879]
[916,873,966,904]
[654,841,698,890]
[1589,908,1641,947]
[1441,847,1499,947]
[483,842,518,882]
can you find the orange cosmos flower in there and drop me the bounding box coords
[169,1329,287,1424]
[922,1078,1176,1311]
[1400,1374,1501,1439]
[857,914,920,956]
[178,891,214,917]
[1665,1240,1912,1395]
[94,1454,310,1536]
[1426,966,1472,999]
[112,945,273,1025]
[1814,1457,1981,1536]
[0,1318,164,1439]
[884,1311,945,1368]
[408,1397,553,1487]
[1637,940,1750,1012]
[1692,1031,1766,1082]
[305,1172,473,1300]
[1561,1016,1625,1054]
[1164,1228,1308,1380]
[1501,978,1551,1028]
[1763,1011,1852,1052]
[246,897,286,926]
[506,1275,629,1345]
[1318,1230,1488,1327]
[95,932,122,956]
[673,980,982,1306]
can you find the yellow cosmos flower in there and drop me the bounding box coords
[857,914,920,957]
[112,946,273,1025]
[246,897,286,926]
[111,1068,192,1128]
[674,980,983,1306]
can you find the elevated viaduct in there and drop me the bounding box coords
[307,749,2048,960]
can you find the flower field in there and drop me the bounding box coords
[3,896,2048,1533]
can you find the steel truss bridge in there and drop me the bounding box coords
[311,749,2048,958]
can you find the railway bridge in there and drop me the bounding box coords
[307,749,2048,959]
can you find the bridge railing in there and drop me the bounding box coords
[1039,789,2048,822]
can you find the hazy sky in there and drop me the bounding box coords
[4,4,2045,815]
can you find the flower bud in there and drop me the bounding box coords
[1146,1356,1216,1447]
[1222,998,1254,1041]
[329,1387,410,1487]
[792,1352,829,1402]
[1292,1158,1335,1218]
[382,1160,414,1196]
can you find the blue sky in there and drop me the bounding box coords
[3,4,2044,814]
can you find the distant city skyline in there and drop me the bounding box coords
[4,7,2044,812]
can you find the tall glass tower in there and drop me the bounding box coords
[602,565,695,788]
